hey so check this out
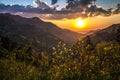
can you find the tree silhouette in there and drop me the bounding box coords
[116,27,120,44]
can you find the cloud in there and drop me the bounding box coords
[51,0,58,5]
[48,0,120,19]
[0,0,120,20]
[34,0,50,9]
[0,1,55,14]
[113,3,120,14]
[85,5,111,17]
[66,0,96,9]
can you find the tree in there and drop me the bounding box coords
[116,27,120,44]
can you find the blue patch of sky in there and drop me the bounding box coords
[95,0,120,9]
[0,0,33,6]
[0,0,119,9]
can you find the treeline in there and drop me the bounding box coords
[0,36,120,80]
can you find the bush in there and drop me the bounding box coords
[0,40,120,80]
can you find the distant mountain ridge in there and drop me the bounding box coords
[0,13,119,51]
[0,13,82,51]
[88,24,120,45]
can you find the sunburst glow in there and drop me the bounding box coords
[76,19,85,28]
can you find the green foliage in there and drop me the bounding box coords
[0,43,39,80]
[0,39,120,80]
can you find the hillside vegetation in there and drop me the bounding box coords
[0,13,120,80]
[0,35,120,80]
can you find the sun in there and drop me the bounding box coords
[76,19,85,28]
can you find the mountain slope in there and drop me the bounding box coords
[87,24,120,45]
[0,13,82,51]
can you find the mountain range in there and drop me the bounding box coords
[0,13,119,51]
[89,24,120,45]
[0,13,82,51]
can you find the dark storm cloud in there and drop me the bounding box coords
[48,0,120,19]
[51,0,58,5]
[85,5,111,17]
[0,0,120,19]
[113,4,120,14]
[79,0,96,6]
[66,0,96,9]
[52,0,96,6]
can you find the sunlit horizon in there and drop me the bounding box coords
[43,14,120,33]
[0,0,120,33]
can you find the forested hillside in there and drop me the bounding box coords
[0,13,120,80]
[0,35,120,80]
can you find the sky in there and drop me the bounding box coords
[0,0,119,9]
[0,0,120,33]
